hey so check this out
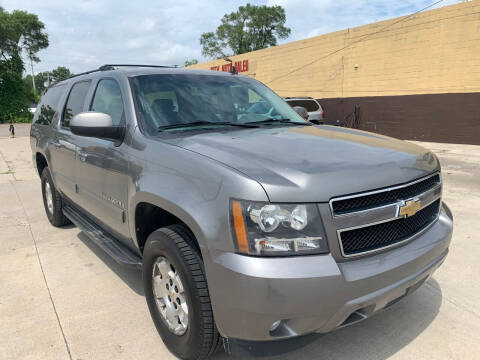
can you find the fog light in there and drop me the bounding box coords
[270,320,282,332]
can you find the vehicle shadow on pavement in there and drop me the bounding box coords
[77,231,443,360]
[77,232,144,295]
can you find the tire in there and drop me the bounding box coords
[143,224,222,360]
[41,167,71,227]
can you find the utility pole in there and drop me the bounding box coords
[29,56,36,96]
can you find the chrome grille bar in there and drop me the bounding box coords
[330,172,442,257]
[330,172,441,217]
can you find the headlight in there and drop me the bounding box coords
[230,200,329,256]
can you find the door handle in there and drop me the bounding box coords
[78,151,88,162]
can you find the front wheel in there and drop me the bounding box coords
[41,167,71,227]
[143,224,221,360]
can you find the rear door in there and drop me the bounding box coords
[74,78,130,240]
[49,80,91,201]
[30,84,67,166]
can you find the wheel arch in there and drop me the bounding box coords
[35,152,49,177]
[130,192,206,256]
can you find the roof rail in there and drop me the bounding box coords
[62,64,176,81]
[64,68,102,80]
[98,64,176,71]
[284,96,314,99]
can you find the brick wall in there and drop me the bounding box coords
[190,1,480,144]
[321,93,480,144]
[191,0,480,99]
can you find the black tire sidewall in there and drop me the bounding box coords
[40,167,69,227]
[41,167,55,223]
[143,229,208,360]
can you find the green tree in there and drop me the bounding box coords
[51,66,72,81]
[184,58,199,67]
[0,7,48,121]
[23,66,73,100]
[0,7,49,61]
[0,53,29,121]
[34,72,48,91]
[200,3,290,59]
[22,74,38,103]
[23,72,49,99]
[0,7,18,58]
[22,72,47,100]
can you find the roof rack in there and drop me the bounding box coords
[98,64,176,71]
[64,68,103,80]
[64,64,176,81]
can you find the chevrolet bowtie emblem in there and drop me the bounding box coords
[399,199,422,217]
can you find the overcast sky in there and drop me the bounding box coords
[2,0,460,74]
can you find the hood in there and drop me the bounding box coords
[161,125,439,202]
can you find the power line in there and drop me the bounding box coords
[266,0,445,85]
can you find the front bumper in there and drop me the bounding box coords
[206,209,452,341]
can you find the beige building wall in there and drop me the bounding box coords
[190,0,480,99]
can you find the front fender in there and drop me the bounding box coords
[130,190,207,251]
[127,143,268,256]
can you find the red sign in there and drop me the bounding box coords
[210,59,249,73]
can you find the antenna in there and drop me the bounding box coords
[223,58,238,75]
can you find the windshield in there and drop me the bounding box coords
[129,73,307,134]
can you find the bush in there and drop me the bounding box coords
[13,113,33,123]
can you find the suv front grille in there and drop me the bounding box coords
[332,174,441,215]
[339,199,441,256]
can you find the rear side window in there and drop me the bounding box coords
[286,99,319,112]
[34,84,66,125]
[90,79,125,125]
[62,81,91,128]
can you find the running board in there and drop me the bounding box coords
[63,205,142,269]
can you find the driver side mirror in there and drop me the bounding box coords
[293,106,309,120]
[71,112,125,143]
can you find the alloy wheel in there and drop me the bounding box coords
[152,256,189,335]
[44,181,54,215]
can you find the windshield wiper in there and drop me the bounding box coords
[243,118,311,126]
[157,118,308,131]
[158,121,257,131]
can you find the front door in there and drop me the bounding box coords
[74,78,130,240]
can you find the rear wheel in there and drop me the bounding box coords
[143,224,222,360]
[41,167,71,227]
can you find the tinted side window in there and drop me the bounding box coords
[232,87,271,116]
[62,81,91,128]
[90,79,124,125]
[34,84,66,125]
[287,99,319,112]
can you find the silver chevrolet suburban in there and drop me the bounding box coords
[30,64,453,360]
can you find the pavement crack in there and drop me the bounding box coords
[10,180,73,360]
[0,149,16,180]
